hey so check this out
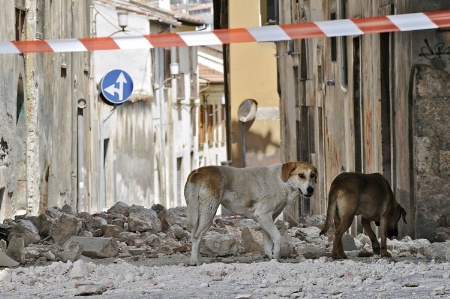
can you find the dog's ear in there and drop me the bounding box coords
[313,166,318,183]
[400,206,407,224]
[281,162,297,182]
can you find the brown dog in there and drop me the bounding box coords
[320,172,407,259]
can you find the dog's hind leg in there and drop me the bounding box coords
[330,212,344,259]
[361,217,380,255]
[332,210,355,259]
[189,197,221,266]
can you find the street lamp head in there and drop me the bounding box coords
[170,63,179,77]
[117,10,128,31]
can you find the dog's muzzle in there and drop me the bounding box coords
[301,186,314,198]
[387,228,398,239]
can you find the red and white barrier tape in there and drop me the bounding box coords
[1,10,450,54]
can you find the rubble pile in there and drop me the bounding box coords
[1,202,450,297]
[0,201,449,269]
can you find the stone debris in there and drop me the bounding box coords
[202,230,240,257]
[75,283,108,296]
[0,201,448,270]
[70,259,89,279]
[51,213,83,245]
[65,236,119,259]
[8,219,41,246]
[0,213,448,299]
[241,226,264,253]
[0,250,19,267]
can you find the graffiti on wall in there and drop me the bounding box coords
[419,39,450,60]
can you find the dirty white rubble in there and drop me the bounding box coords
[0,202,449,298]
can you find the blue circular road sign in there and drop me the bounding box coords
[99,69,134,105]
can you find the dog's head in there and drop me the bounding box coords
[387,203,407,239]
[281,161,318,197]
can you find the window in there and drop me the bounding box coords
[330,13,337,62]
[261,0,278,25]
[15,7,26,41]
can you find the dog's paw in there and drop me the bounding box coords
[189,259,202,266]
[372,246,381,255]
[331,253,348,259]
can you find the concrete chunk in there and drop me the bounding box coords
[75,283,108,296]
[66,236,119,258]
[241,227,263,253]
[58,240,83,262]
[51,214,83,245]
[32,213,56,237]
[9,219,41,246]
[107,201,130,216]
[0,250,20,267]
[6,236,25,263]
[128,205,162,233]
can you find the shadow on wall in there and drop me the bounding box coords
[231,120,280,167]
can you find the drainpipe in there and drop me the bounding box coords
[223,45,232,164]
[77,99,87,212]
[155,48,166,205]
[168,47,178,207]
[70,2,79,211]
[99,106,116,212]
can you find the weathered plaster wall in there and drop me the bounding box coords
[38,0,91,213]
[104,101,155,209]
[0,54,25,220]
[0,0,91,221]
[0,0,28,220]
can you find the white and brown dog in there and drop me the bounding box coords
[184,161,318,265]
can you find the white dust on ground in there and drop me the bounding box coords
[1,253,449,299]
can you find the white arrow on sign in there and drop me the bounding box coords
[104,72,127,102]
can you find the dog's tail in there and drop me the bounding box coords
[185,180,201,236]
[320,194,337,235]
[185,183,200,235]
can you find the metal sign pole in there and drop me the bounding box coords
[241,121,246,168]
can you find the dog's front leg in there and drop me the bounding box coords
[256,214,281,260]
[190,236,202,265]
[260,229,273,258]
[379,219,391,257]
[361,217,380,255]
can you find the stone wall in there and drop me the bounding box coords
[413,65,450,241]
